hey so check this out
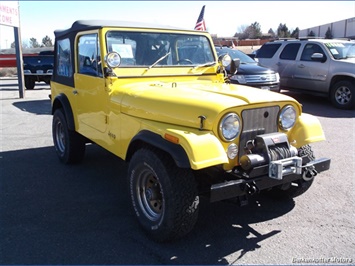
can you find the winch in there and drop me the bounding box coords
[239,133,302,180]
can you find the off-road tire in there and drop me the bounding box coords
[263,145,315,200]
[52,108,85,164]
[128,148,199,242]
[330,80,355,110]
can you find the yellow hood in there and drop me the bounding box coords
[112,80,299,130]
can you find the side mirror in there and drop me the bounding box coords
[230,58,240,75]
[105,52,121,68]
[311,53,326,62]
[104,52,121,77]
[218,53,232,67]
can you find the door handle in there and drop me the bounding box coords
[298,64,305,68]
[73,90,78,95]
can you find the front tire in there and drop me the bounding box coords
[128,148,199,242]
[330,80,355,110]
[52,108,85,164]
[263,145,315,200]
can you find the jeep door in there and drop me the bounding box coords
[291,43,330,92]
[74,33,107,136]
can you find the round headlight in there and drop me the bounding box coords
[219,113,241,141]
[279,105,296,130]
[105,52,121,68]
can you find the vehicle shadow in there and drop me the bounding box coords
[282,90,355,118]
[12,99,51,115]
[1,144,295,265]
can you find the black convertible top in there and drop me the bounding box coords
[54,20,187,38]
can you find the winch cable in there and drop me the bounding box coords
[269,145,291,161]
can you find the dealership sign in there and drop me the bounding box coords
[0,1,19,27]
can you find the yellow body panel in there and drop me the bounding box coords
[287,113,326,148]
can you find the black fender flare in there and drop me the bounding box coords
[128,130,191,169]
[52,94,75,131]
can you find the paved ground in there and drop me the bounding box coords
[1,79,354,265]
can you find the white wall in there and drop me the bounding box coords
[299,17,355,39]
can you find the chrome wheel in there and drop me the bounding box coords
[335,85,352,105]
[331,81,355,110]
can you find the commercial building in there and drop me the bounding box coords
[299,17,355,39]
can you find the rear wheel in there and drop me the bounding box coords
[128,148,199,242]
[263,145,315,200]
[52,108,85,164]
[25,77,35,90]
[330,80,355,110]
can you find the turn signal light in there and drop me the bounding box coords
[164,133,179,144]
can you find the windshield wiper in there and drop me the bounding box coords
[192,61,216,69]
[147,52,171,70]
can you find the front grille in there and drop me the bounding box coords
[245,74,278,84]
[239,106,280,159]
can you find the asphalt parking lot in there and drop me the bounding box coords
[1,78,354,265]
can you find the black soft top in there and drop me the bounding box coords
[54,20,186,39]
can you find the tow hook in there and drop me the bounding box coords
[245,182,259,195]
[303,165,318,181]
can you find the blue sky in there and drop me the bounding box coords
[0,1,354,49]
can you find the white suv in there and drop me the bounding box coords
[256,38,355,110]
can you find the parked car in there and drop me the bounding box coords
[256,38,355,109]
[50,20,330,242]
[23,50,54,89]
[216,47,280,92]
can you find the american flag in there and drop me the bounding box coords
[194,5,206,31]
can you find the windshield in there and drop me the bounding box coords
[324,42,355,59]
[215,48,255,64]
[106,31,215,67]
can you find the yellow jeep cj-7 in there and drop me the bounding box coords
[51,20,331,242]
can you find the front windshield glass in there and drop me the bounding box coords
[324,42,355,59]
[106,31,215,67]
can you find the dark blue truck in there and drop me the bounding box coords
[23,50,54,90]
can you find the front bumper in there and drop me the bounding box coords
[210,157,331,202]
